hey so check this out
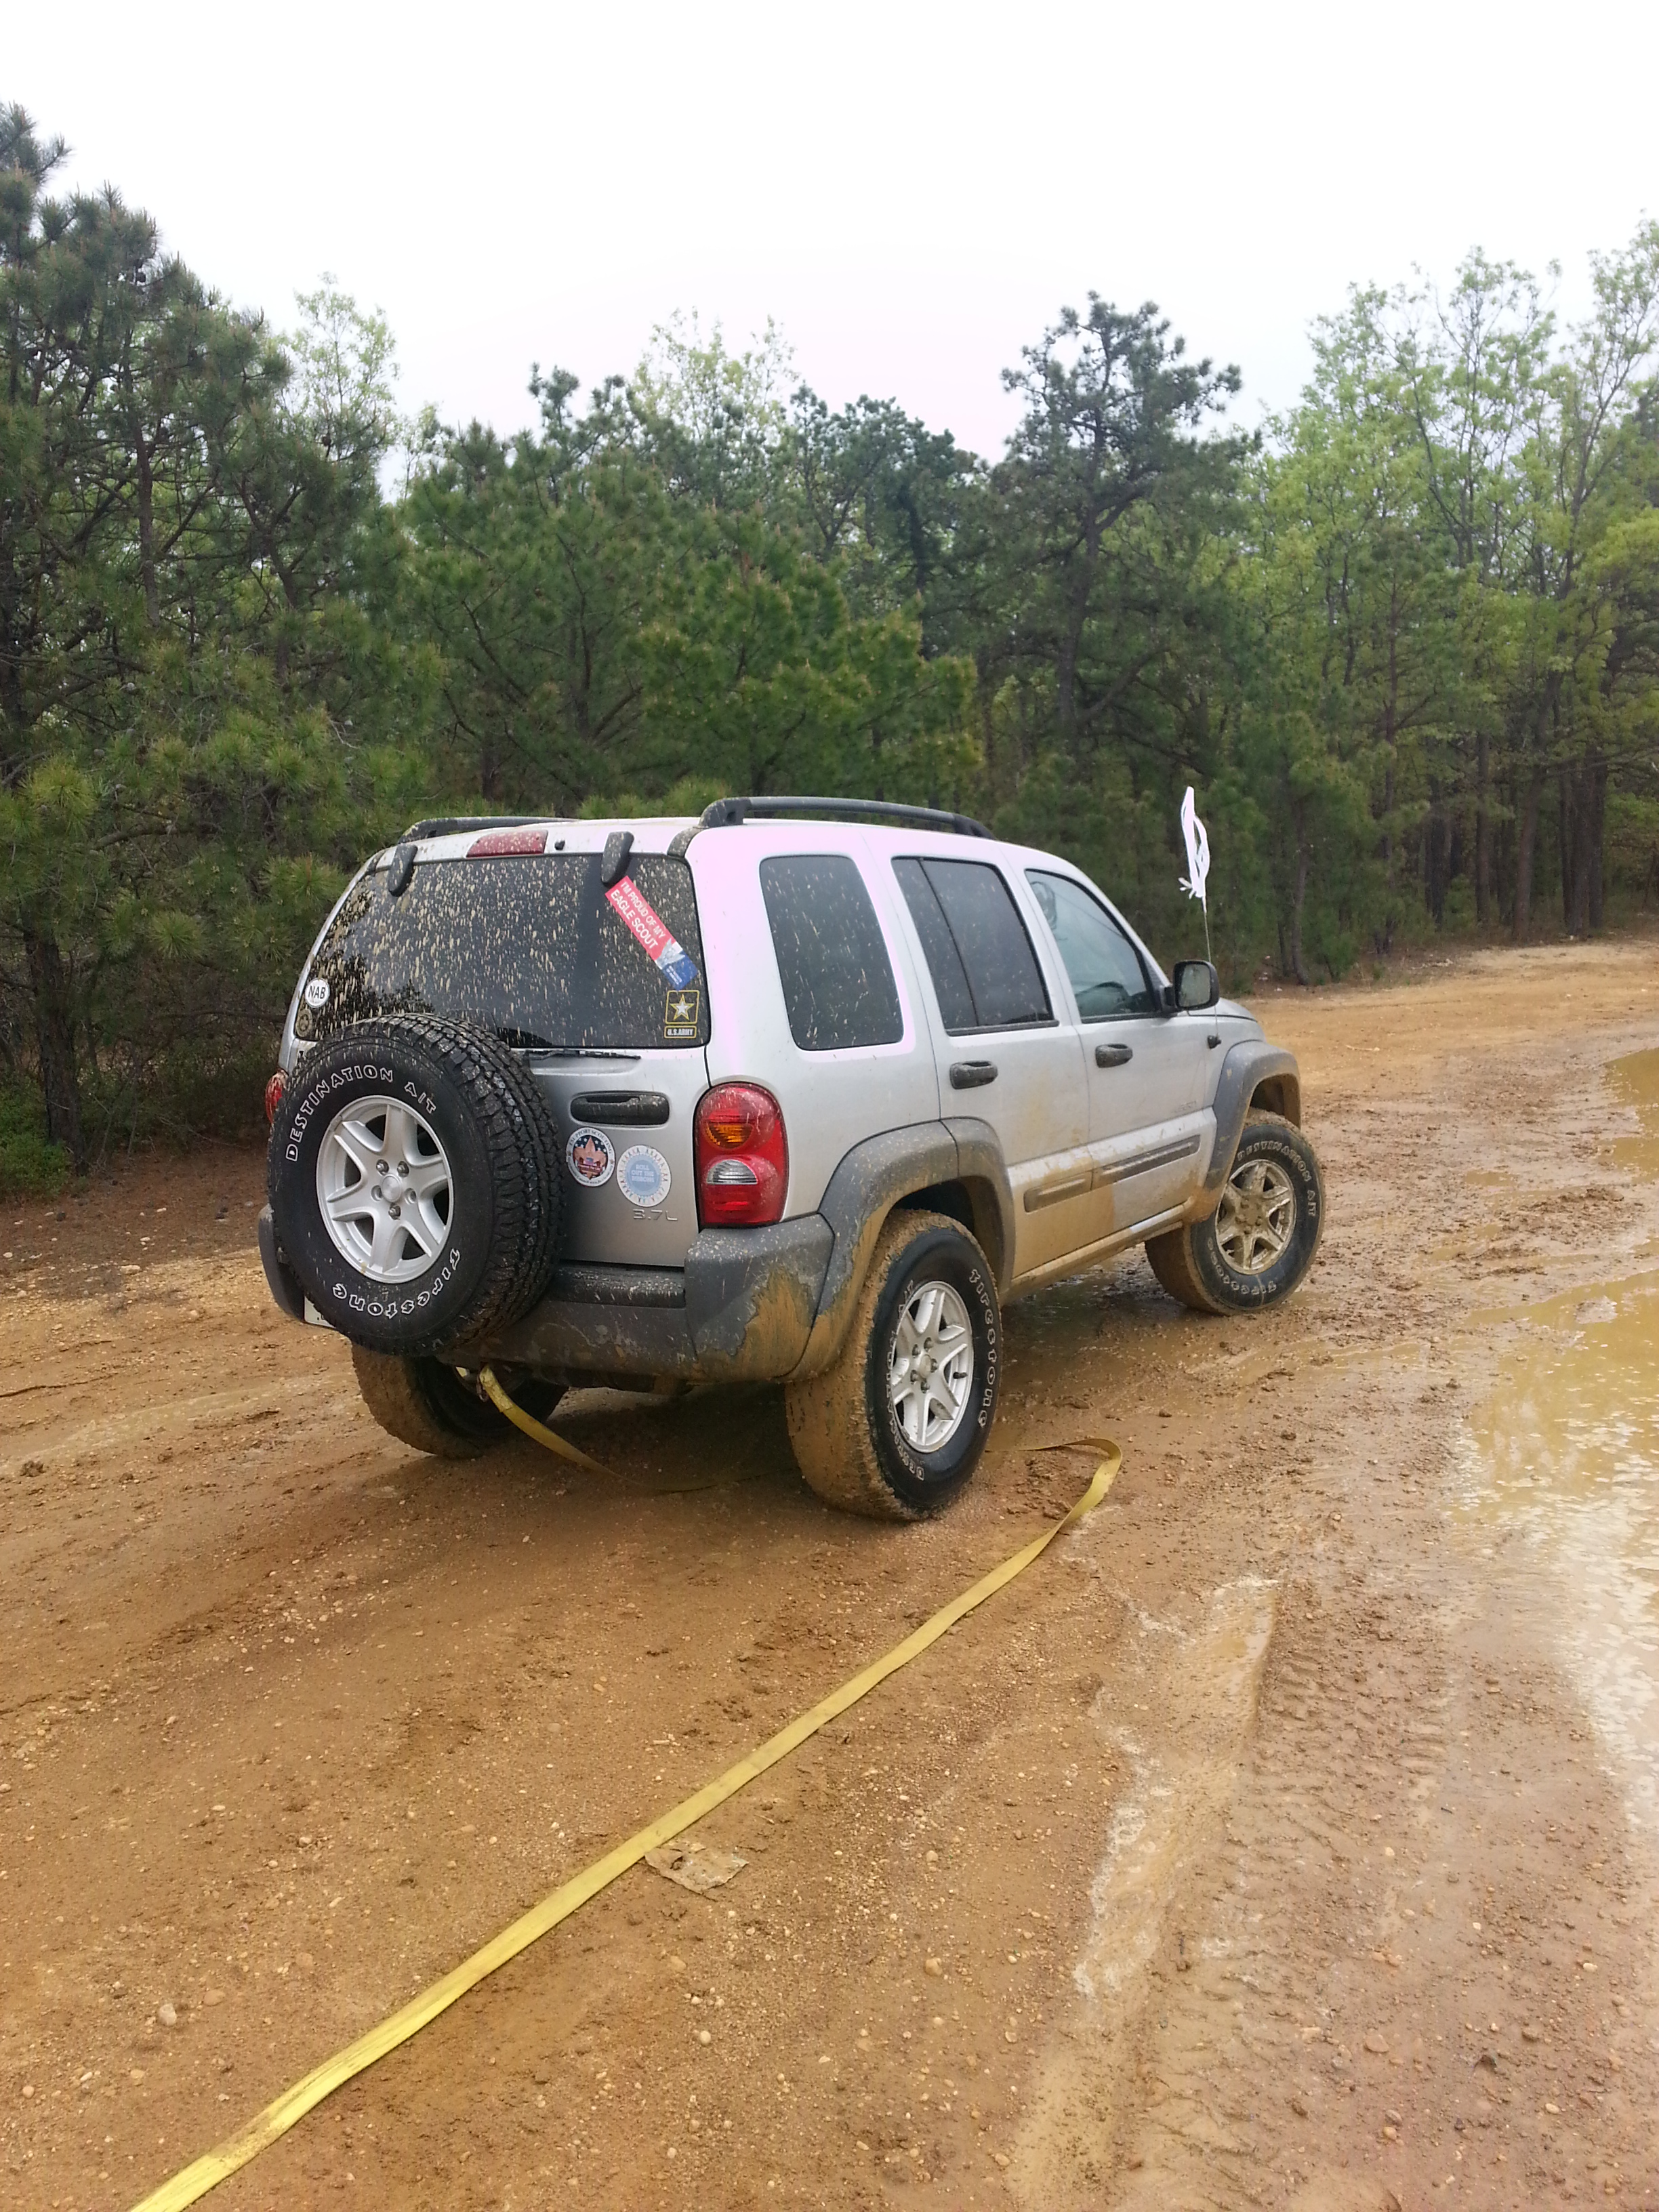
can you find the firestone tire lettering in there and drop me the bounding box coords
[1146,1112,1324,1317]
[785,1211,1001,1521]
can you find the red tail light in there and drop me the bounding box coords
[264,1070,287,1126]
[695,1083,788,1227]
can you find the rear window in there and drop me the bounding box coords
[760,855,903,1051]
[893,857,1052,1033]
[299,854,711,1050]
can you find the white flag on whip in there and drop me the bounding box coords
[1180,785,1212,960]
[1180,785,1210,906]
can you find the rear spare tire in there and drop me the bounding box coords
[267,1016,559,1356]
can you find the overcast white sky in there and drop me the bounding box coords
[9,1,1657,458]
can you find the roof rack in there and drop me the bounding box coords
[699,796,991,839]
[400,814,552,841]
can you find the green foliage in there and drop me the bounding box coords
[1241,230,1659,969]
[3,98,1657,1160]
[0,1083,70,1196]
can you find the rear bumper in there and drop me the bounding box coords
[453,1214,835,1385]
[258,1204,307,1322]
[259,1202,834,1384]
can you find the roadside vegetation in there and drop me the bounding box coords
[3,99,1657,1185]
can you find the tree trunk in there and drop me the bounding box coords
[978,661,997,808]
[1426,810,1450,924]
[23,922,86,1173]
[136,429,161,630]
[1288,845,1311,987]
[1558,768,1577,932]
[1570,755,1604,934]
[1474,729,1492,924]
[1054,538,1096,747]
[1559,752,1605,935]
[1588,757,1608,931]
[1055,619,1079,743]
[1513,775,1542,943]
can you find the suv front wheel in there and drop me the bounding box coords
[785,1209,1001,1519]
[1146,1111,1324,1315]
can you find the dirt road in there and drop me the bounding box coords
[4,939,1658,2211]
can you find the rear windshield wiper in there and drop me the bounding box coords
[509,1040,642,1061]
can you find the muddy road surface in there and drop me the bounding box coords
[5,939,1659,2211]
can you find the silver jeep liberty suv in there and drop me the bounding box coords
[261,798,1322,1517]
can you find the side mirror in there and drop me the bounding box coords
[1172,959,1220,1012]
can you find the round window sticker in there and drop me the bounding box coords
[303,975,331,1008]
[617,1145,672,1209]
[565,1126,615,1189]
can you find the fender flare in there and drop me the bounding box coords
[791,1120,1015,1379]
[1198,1044,1303,1211]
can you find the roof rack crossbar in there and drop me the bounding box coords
[400,814,552,841]
[699,796,991,839]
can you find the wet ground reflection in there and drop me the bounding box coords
[1461,1047,1659,1834]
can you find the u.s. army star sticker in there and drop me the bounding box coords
[664,987,700,1037]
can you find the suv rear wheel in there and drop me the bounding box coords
[785,1209,1000,1519]
[268,1015,560,1357]
[1146,1111,1324,1315]
[352,1347,565,1458]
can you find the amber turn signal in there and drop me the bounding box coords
[694,1082,788,1227]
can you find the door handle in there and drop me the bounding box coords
[1094,1042,1133,1067]
[569,1090,671,1125]
[949,1059,998,1090]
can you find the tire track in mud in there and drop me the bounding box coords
[1011,1575,1276,2204]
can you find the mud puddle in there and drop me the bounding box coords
[1458,1046,1659,1836]
[1610,1044,1659,1185]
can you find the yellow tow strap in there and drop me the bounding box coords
[131,1421,1120,2212]
[476,1364,612,1473]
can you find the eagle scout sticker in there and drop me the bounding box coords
[617,1145,672,1208]
[604,876,700,989]
[664,986,701,1039]
[565,1127,615,1188]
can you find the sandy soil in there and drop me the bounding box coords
[4,937,1659,2211]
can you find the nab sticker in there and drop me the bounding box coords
[664,987,701,1039]
[617,1145,672,1209]
[565,1127,615,1189]
[303,975,331,1009]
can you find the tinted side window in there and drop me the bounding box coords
[1026,870,1158,1019]
[893,857,1052,1033]
[760,855,904,1051]
[890,859,976,1030]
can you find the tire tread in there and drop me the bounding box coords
[268,1015,560,1357]
[1147,1110,1322,1317]
[351,1346,491,1458]
[786,1210,994,1521]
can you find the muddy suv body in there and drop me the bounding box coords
[261,800,1322,1513]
